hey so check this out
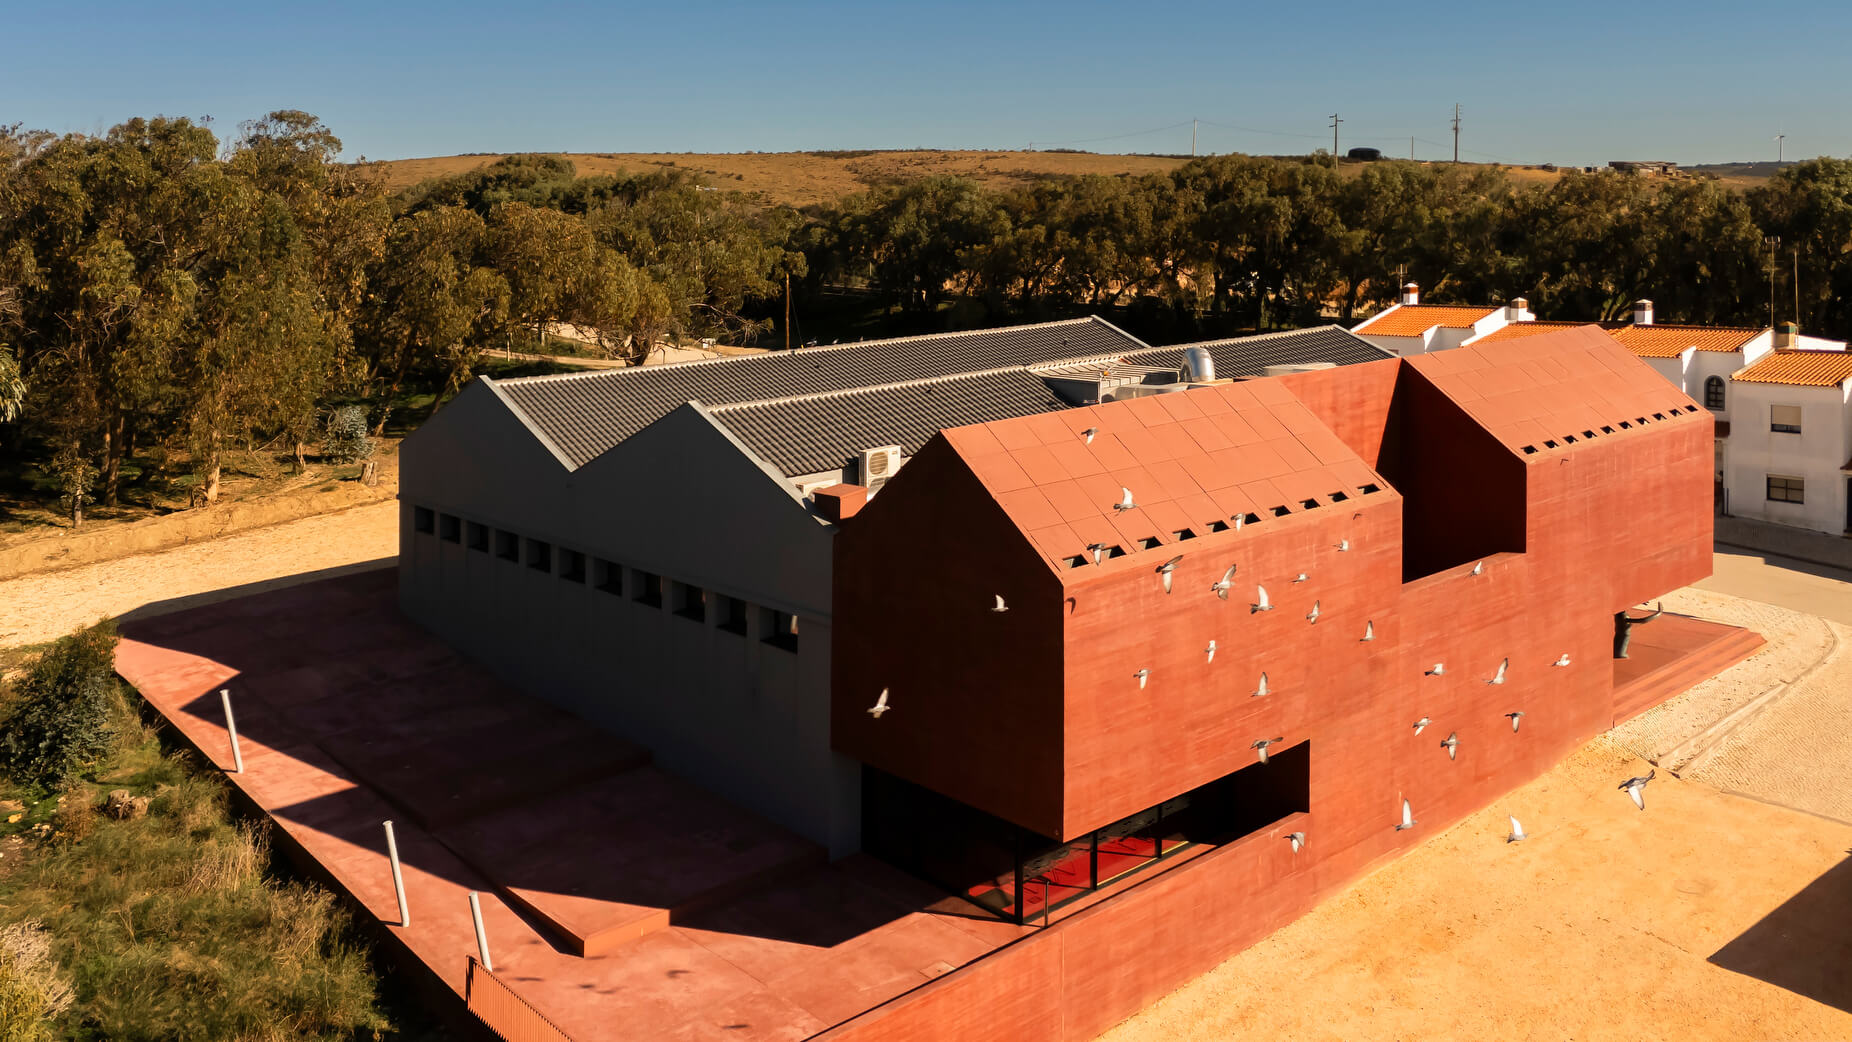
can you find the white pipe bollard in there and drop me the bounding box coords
[468,891,492,972]
[219,688,244,774]
[384,821,409,927]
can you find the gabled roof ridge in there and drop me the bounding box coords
[707,363,1042,413]
[1603,321,1766,332]
[493,315,1125,388]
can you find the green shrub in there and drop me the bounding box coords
[0,622,120,788]
[0,921,73,1042]
[321,405,374,465]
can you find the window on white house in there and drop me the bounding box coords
[1771,405,1802,434]
[1766,475,1805,504]
[1703,377,1725,410]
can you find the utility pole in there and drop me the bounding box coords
[1329,113,1343,167]
[1410,135,1415,160]
[1451,103,1462,163]
[1775,132,1786,164]
[1192,118,1198,157]
[1793,246,1801,329]
[1764,235,1780,325]
[784,271,791,351]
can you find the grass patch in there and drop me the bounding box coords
[0,626,452,1041]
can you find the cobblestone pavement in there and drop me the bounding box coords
[0,499,397,652]
[1609,586,1852,824]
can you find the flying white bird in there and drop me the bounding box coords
[1081,427,1098,445]
[1087,542,1109,565]
[991,594,1009,613]
[1205,640,1218,663]
[1114,487,1137,512]
[1251,585,1273,613]
[1396,799,1417,831]
[1470,561,1484,576]
[1134,668,1151,690]
[1251,736,1285,763]
[1441,732,1460,760]
[1336,539,1351,552]
[1306,600,1321,624]
[1619,768,1655,810]
[1291,573,1309,583]
[1158,555,1184,594]
[1507,815,1528,843]
[867,688,891,719]
[1252,672,1270,698]
[1426,663,1446,676]
[1413,716,1431,735]
[1487,658,1508,685]
[1506,711,1525,732]
[1288,831,1306,853]
[1552,653,1572,667]
[1361,620,1375,642]
[1211,564,1236,599]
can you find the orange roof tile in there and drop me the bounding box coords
[1606,323,1764,356]
[944,386,1395,572]
[1466,321,1596,345]
[1734,350,1852,387]
[1352,304,1500,337]
[1407,326,1706,456]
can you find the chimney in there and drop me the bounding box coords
[1774,321,1798,350]
[813,484,867,522]
[1506,297,1530,322]
[1632,299,1654,325]
[1400,282,1420,306]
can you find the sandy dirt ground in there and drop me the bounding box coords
[1100,741,1852,1042]
[0,499,398,652]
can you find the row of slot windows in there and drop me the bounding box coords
[411,507,800,651]
[1519,403,1702,456]
[1056,483,1382,570]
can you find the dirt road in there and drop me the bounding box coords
[0,500,397,651]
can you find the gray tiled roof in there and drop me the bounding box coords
[491,317,1145,468]
[709,369,1068,478]
[1128,326,1392,377]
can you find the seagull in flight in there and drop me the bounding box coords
[1205,640,1218,663]
[1396,799,1417,831]
[1210,564,1236,599]
[1114,487,1137,512]
[1087,542,1109,565]
[1291,572,1309,583]
[1507,815,1527,843]
[1553,653,1572,667]
[1158,555,1184,593]
[1081,427,1098,445]
[867,688,891,719]
[1619,768,1655,810]
[1470,561,1484,576]
[1336,539,1351,552]
[1361,620,1375,642]
[1426,663,1446,676]
[1134,668,1151,690]
[1413,716,1431,735]
[1251,585,1273,613]
[1252,672,1270,698]
[1487,658,1508,685]
[1288,831,1305,853]
[1306,600,1321,624]
[1506,711,1525,732]
[1441,732,1460,760]
[991,594,1009,613]
[1251,736,1285,763]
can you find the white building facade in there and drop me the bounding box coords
[1723,349,1852,536]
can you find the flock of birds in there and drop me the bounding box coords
[863,427,1667,859]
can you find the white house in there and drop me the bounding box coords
[1350,283,1533,355]
[1724,347,1852,536]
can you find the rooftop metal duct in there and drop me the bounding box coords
[1182,347,1216,384]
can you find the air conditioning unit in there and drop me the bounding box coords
[859,445,903,494]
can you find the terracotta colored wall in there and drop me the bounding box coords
[832,436,1069,838]
[1277,357,1403,468]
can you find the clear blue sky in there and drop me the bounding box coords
[6,0,1845,167]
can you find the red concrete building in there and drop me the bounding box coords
[833,324,1713,940]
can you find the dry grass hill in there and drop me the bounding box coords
[367,150,1594,207]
